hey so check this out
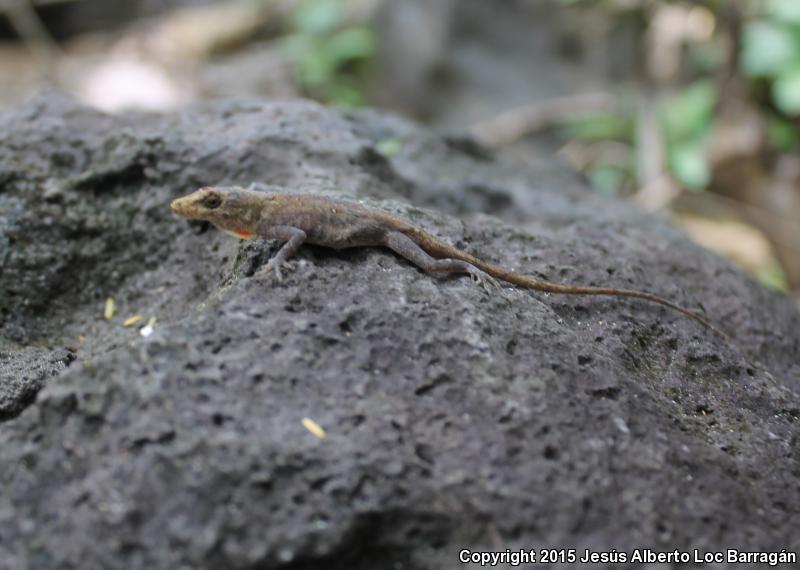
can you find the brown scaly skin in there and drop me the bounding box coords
[171,186,726,337]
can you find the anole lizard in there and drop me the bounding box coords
[171,186,723,335]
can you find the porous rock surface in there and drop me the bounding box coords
[0,93,798,569]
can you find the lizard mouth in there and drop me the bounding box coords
[170,196,196,218]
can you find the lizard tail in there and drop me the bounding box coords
[410,229,727,337]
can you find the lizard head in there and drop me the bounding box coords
[171,186,264,239]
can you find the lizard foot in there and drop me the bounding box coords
[468,267,505,296]
[261,258,296,282]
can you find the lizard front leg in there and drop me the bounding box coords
[256,223,307,281]
[383,231,501,292]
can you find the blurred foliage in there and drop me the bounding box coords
[552,0,796,291]
[561,112,634,140]
[662,80,717,190]
[588,163,632,195]
[757,261,791,291]
[564,80,716,191]
[282,0,375,107]
[555,0,800,196]
[743,0,800,120]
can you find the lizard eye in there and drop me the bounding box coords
[201,192,222,209]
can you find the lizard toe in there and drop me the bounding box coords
[467,267,502,296]
[261,259,284,282]
[263,258,299,283]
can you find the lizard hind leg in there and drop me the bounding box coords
[383,231,503,295]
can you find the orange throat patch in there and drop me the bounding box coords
[224,228,256,239]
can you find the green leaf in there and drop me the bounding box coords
[773,67,800,114]
[325,27,375,65]
[661,80,716,143]
[755,262,788,292]
[767,0,800,23]
[741,21,799,77]
[686,40,725,75]
[298,50,336,86]
[281,33,314,59]
[560,114,633,141]
[326,82,364,107]
[767,116,799,150]
[291,0,343,34]
[588,164,627,195]
[283,0,373,107]
[669,142,710,191]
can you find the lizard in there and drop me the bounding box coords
[170,185,724,336]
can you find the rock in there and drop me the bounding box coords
[1,93,798,569]
[0,347,75,420]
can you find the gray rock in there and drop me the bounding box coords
[1,93,798,569]
[0,347,75,420]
